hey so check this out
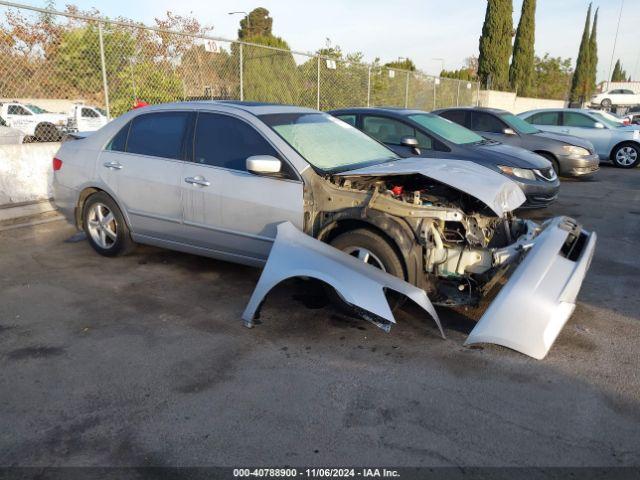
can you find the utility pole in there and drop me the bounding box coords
[606,0,624,83]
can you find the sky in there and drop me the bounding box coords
[11,0,640,82]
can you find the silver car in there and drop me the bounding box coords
[518,108,640,168]
[52,101,596,359]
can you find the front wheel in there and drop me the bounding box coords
[83,192,135,257]
[328,228,406,311]
[538,152,560,175]
[601,98,612,109]
[612,143,640,168]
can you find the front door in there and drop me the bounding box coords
[98,111,192,241]
[561,112,612,157]
[180,111,303,262]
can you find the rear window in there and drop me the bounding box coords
[126,112,191,160]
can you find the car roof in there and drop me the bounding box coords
[133,100,318,116]
[519,107,600,116]
[328,107,429,116]
[434,106,510,115]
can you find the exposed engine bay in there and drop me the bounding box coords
[309,172,539,306]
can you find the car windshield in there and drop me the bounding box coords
[499,113,540,134]
[26,104,49,114]
[408,113,483,145]
[589,111,622,128]
[259,112,399,173]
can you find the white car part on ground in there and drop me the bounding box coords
[466,216,597,359]
[338,158,526,217]
[242,221,444,337]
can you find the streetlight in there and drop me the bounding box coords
[228,11,250,32]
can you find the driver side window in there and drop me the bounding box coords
[562,112,597,128]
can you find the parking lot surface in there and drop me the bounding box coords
[1,166,639,467]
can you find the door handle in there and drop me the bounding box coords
[103,161,123,170]
[561,129,570,133]
[184,176,210,187]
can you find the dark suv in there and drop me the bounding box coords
[433,107,599,177]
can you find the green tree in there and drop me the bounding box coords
[478,0,513,90]
[238,8,273,40]
[569,3,592,104]
[531,54,573,100]
[611,59,628,82]
[588,7,598,92]
[509,0,536,95]
[384,58,416,71]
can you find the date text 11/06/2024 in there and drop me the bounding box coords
[233,468,401,478]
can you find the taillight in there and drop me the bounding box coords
[53,158,63,171]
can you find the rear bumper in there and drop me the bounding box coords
[558,153,600,177]
[466,216,597,359]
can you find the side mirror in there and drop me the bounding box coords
[400,136,421,155]
[246,155,282,175]
[594,122,605,129]
[503,127,517,135]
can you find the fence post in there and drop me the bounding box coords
[316,56,321,110]
[476,81,480,106]
[404,71,410,108]
[433,77,437,110]
[239,43,244,101]
[367,66,371,107]
[98,22,110,118]
[456,80,460,106]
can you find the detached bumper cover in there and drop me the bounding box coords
[465,216,597,359]
[242,222,444,337]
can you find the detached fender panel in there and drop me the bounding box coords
[466,217,597,359]
[242,221,443,337]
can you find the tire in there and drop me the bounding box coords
[34,123,61,142]
[600,98,612,109]
[611,142,640,169]
[328,228,406,311]
[538,152,560,175]
[82,192,135,257]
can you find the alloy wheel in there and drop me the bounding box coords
[343,246,386,272]
[616,146,638,166]
[87,202,117,249]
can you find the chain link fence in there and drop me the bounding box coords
[0,1,479,142]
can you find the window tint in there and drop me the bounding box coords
[8,105,30,115]
[562,112,597,128]
[194,113,278,171]
[529,111,559,126]
[622,90,634,94]
[471,112,505,133]
[127,112,191,159]
[362,116,415,145]
[438,110,468,128]
[107,122,130,152]
[81,107,99,118]
[336,114,356,126]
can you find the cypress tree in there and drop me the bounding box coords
[569,3,592,104]
[478,0,513,90]
[509,0,536,96]
[611,60,628,82]
[588,8,598,94]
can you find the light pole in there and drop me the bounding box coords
[228,11,250,34]
[606,0,624,86]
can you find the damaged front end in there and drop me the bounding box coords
[243,159,596,359]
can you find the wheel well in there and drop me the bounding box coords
[318,218,409,281]
[75,187,127,229]
[609,141,640,160]
[534,150,556,161]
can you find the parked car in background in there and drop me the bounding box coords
[68,103,109,132]
[590,88,640,108]
[0,116,24,144]
[0,101,70,142]
[52,101,597,359]
[624,106,640,125]
[432,107,599,178]
[329,107,559,208]
[519,108,640,168]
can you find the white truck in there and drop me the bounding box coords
[0,102,109,142]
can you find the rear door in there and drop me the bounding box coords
[180,111,303,262]
[98,111,192,241]
[525,111,564,134]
